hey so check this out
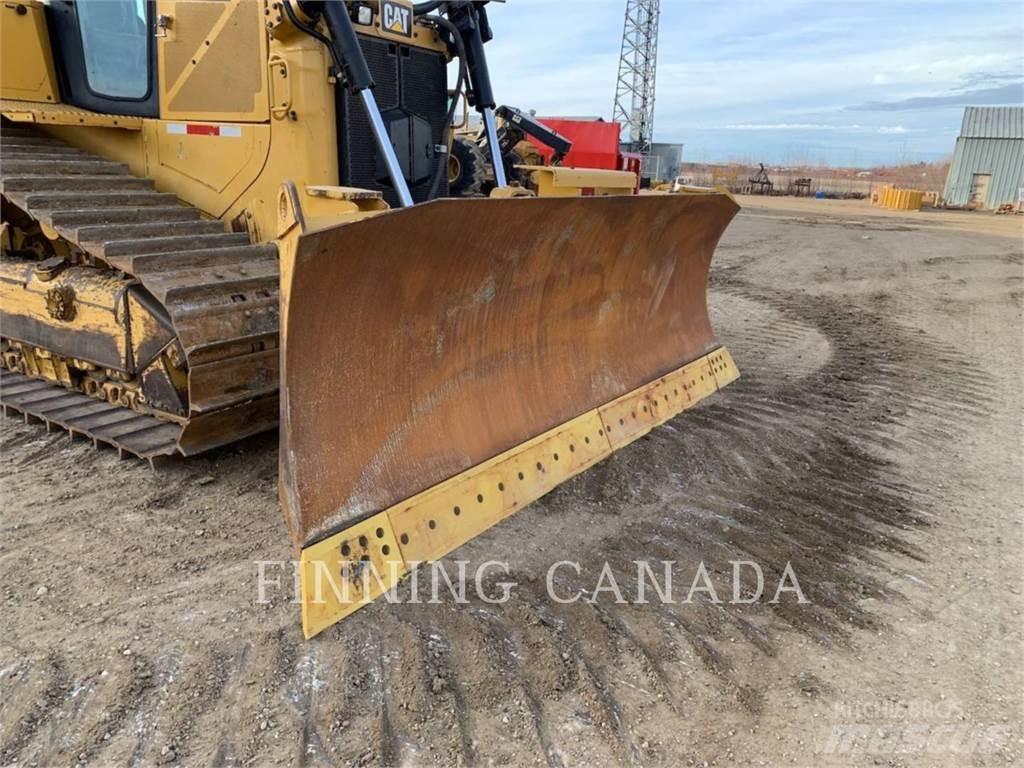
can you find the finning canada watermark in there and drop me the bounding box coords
[254,558,810,606]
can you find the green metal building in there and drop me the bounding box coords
[942,107,1023,209]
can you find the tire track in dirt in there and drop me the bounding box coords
[482,608,566,767]
[0,650,71,763]
[1,264,998,765]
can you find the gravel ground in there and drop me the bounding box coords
[1,197,1021,767]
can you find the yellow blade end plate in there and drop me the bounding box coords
[299,346,739,639]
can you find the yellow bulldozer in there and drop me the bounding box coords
[0,0,739,637]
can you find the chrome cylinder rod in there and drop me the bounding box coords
[359,89,414,208]
[481,106,507,188]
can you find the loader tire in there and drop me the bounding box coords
[505,149,532,189]
[448,136,487,197]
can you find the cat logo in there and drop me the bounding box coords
[381,0,412,37]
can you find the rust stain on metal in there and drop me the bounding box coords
[279,193,739,549]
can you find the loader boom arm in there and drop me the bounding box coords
[496,105,574,166]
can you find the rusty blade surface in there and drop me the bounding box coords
[279,193,739,549]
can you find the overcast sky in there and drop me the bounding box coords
[480,0,1023,167]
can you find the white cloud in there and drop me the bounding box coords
[474,0,1016,163]
[722,123,915,135]
[724,123,861,131]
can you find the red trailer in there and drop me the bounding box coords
[534,118,642,190]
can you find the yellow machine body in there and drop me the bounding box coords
[518,165,640,197]
[1,0,740,636]
[1,0,389,241]
[0,0,59,103]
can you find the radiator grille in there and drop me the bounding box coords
[337,35,449,205]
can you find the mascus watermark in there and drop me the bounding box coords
[818,698,1014,756]
[254,558,809,606]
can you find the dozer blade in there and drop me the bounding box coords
[279,192,740,638]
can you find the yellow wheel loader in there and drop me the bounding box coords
[0,0,739,637]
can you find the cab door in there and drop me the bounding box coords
[45,0,158,117]
[155,0,269,123]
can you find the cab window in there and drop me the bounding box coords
[76,0,149,99]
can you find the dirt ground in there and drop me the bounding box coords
[2,197,1022,767]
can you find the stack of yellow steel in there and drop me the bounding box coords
[871,185,891,205]
[876,186,924,211]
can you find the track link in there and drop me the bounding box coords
[0,122,280,458]
[0,369,181,461]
